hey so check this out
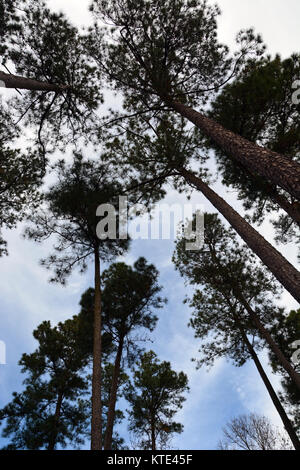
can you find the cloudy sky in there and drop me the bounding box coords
[0,0,299,450]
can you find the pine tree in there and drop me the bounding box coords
[104,117,300,303]
[269,309,300,435]
[67,290,131,449]
[179,168,300,304]
[173,213,300,392]
[173,213,300,448]
[206,54,300,244]
[2,0,102,152]
[90,0,300,199]
[0,320,90,450]
[101,257,166,449]
[125,351,189,450]
[24,155,130,450]
[0,0,21,56]
[101,363,129,450]
[0,312,128,449]
[0,100,42,256]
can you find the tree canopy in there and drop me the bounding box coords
[0,319,90,449]
[125,350,189,450]
[206,54,300,250]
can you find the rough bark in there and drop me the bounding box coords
[169,100,300,200]
[103,335,124,450]
[91,248,103,450]
[179,167,300,304]
[48,390,63,451]
[0,71,69,92]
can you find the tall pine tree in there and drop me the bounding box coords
[24,155,130,450]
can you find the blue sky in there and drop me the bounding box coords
[0,0,299,450]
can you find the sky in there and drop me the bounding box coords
[0,0,299,450]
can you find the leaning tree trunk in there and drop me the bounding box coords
[103,336,124,450]
[168,100,300,200]
[269,190,300,226]
[232,313,300,450]
[178,168,300,304]
[91,248,103,450]
[238,166,300,226]
[208,249,300,392]
[234,289,300,392]
[0,71,69,92]
[48,390,64,451]
[248,172,300,225]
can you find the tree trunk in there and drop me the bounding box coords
[151,418,156,451]
[91,248,103,450]
[0,71,69,92]
[178,167,300,304]
[207,241,300,392]
[269,190,300,226]
[245,170,300,225]
[103,336,124,450]
[48,390,63,451]
[169,100,300,200]
[233,315,300,450]
[235,291,300,392]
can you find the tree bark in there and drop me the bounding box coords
[169,100,300,200]
[48,390,63,451]
[243,169,300,225]
[269,190,300,226]
[103,336,124,450]
[91,248,103,450]
[232,314,300,450]
[178,167,300,304]
[0,71,69,92]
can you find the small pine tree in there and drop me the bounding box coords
[125,351,189,450]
